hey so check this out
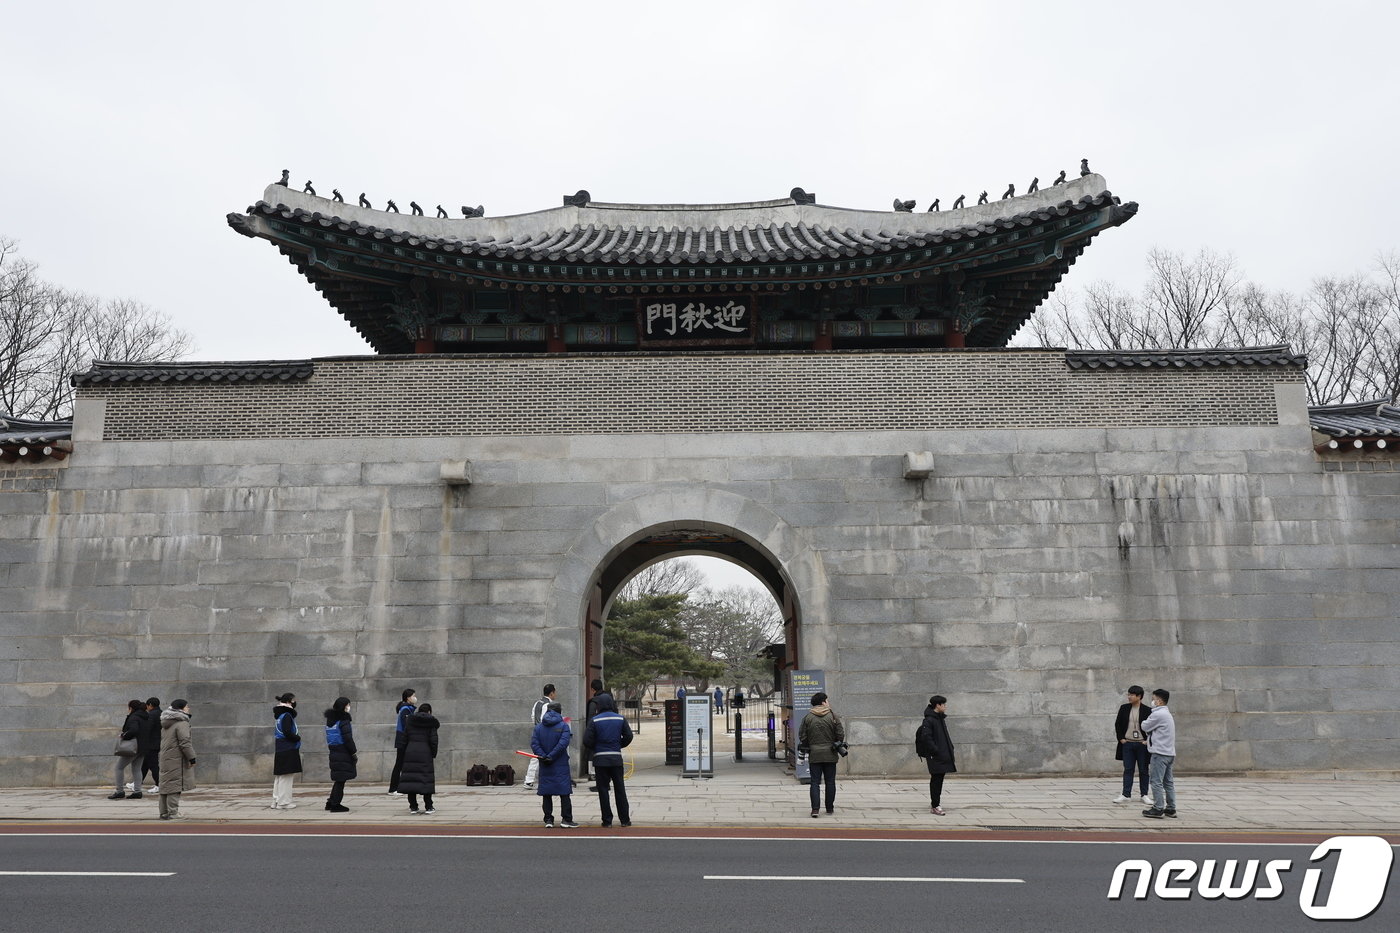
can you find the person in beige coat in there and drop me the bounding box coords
[157,699,196,820]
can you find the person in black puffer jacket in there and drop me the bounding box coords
[324,697,357,813]
[916,695,956,815]
[137,697,162,793]
[398,704,440,815]
[111,699,145,799]
[271,693,302,810]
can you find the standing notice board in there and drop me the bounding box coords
[788,669,826,784]
[682,695,713,777]
[664,700,683,765]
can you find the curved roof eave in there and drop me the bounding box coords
[246,175,1124,255]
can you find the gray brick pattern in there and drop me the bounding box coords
[81,351,1302,440]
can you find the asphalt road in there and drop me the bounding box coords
[0,833,1393,932]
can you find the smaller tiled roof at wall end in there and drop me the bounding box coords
[0,415,73,445]
[1308,400,1400,437]
[71,360,316,386]
[1064,346,1307,370]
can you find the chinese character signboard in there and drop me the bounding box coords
[638,297,754,347]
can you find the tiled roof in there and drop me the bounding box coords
[1,415,73,445]
[240,190,1131,266]
[72,360,315,386]
[1308,400,1400,437]
[1,415,72,462]
[1065,346,1307,370]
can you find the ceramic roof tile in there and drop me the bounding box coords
[238,184,1133,267]
[1308,400,1400,437]
[1064,346,1307,370]
[72,360,315,386]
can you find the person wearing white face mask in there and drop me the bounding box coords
[1139,688,1177,819]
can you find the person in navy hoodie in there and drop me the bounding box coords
[583,692,634,827]
[387,688,416,795]
[271,693,301,810]
[531,702,576,828]
[324,697,357,813]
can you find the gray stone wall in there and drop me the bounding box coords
[1,352,1395,786]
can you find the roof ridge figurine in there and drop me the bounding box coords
[436,205,448,218]
[1027,177,1039,194]
[276,169,289,187]
[927,198,940,213]
[1053,170,1066,185]
[977,191,988,205]
[952,194,965,209]
[358,192,370,208]
[893,199,916,212]
[790,187,816,205]
[386,199,399,213]
[461,205,484,218]
[332,189,344,203]
[303,180,315,196]
[1080,158,1091,177]
[562,190,591,207]
[1001,184,1015,200]
[410,201,423,216]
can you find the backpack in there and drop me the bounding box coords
[491,764,516,786]
[915,721,935,758]
[465,763,492,786]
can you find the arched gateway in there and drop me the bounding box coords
[554,490,829,708]
[3,172,1395,787]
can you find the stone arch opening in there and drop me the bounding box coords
[581,523,801,709]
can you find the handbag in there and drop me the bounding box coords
[114,735,138,757]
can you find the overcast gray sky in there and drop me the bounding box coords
[3,1,1398,362]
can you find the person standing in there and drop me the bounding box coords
[1140,688,1177,819]
[157,699,195,820]
[324,697,357,813]
[111,699,145,800]
[387,688,417,795]
[916,695,956,815]
[524,683,556,789]
[713,686,724,715]
[583,693,633,827]
[798,691,844,817]
[136,697,161,795]
[581,678,610,789]
[399,703,440,814]
[271,693,301,810]
[531,701,577,828]
[1114,686,1151,805]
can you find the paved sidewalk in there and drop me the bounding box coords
[3,759,1397,835]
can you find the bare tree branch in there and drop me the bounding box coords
[0,238,192,419]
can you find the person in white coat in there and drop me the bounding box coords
[524,684,556,788]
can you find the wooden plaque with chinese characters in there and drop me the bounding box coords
[636,296,756,347]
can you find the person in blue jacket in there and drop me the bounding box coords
[271,692,301,810]
[324,696,357,813]
[387,688,416,795]
[531,702,577,828]
[583,693,634,827]
[713,686,724,714]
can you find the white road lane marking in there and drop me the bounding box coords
[704,875,1023,883]
[0,871,175,877]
